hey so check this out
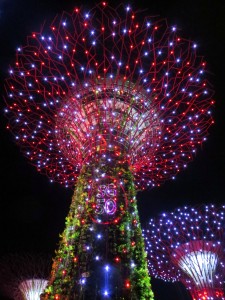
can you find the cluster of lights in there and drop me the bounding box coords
[77,261,131,298]
[4,2,213,189]
[143,204,225,300]
[95,183,117,215]
[86,176,127,224]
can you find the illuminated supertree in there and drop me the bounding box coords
[4,2,214,299]
[0,253,51,300]
[143,204,225,300]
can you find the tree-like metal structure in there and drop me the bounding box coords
[4,2,213,299]
[143,204,225,300]
[0,253,51,300]
[19,279,48,300]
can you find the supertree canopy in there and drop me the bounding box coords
[3,2,214,299]
[143,204,225,300]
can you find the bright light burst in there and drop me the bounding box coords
[178,249,219,289]
[19,279,48,300]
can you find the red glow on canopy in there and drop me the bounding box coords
[4,3,214,190]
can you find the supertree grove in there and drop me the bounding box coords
[3,2,214,299]
[143,204,225,300]
[0,253,51,300]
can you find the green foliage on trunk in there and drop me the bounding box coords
[41,154,154,299]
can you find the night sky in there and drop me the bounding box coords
[0,0,225,299]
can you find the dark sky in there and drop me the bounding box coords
[0,0,224,299]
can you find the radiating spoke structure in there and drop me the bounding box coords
[19,279,48,300]
[144,204,225,300]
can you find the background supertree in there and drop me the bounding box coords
[0,253,51,300]
[143,204,225,300]
[3,2,214,299]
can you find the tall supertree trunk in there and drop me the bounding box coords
[42,152,153,299]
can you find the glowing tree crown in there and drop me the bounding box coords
[4,2,214,190]
[144,204,225,300]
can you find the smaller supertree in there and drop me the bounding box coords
[18,279,48,300]
[0,253,51,300]
[143,204,225,300]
